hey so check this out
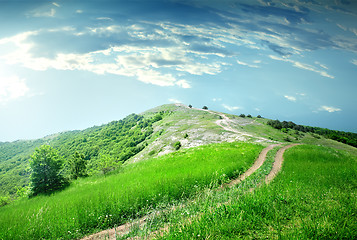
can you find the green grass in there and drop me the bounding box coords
[0,142,263,240]
[159,145,357,239]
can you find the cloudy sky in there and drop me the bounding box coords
[0,0,356,141]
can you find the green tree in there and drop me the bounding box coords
[68,151,87,180]
[99,154,120,174]
[29,145,65,195]
[202,106,208,110]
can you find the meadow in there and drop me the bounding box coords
[157,145,357,239]
[0,142,263,240]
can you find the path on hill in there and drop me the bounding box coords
[204,109,268,142]
[81,144,298,240]
[224,143,281,188]
[265,143,300,184]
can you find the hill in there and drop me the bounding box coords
[0,103,356,239]
[1,103,356,201]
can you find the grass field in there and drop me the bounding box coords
[158,145,357,239]
[0,142,263,240]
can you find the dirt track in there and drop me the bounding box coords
[265,144,300,184]
[81,143,299,240]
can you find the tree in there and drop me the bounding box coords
[68,151,87,180]
[29,145,65,195]
[202,106,208,110]
[188,104,192,108]
[247,114,252,118]
[239,114,246,118]
[99,154,120,174]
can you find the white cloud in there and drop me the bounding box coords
[319,106,342,113]
[236,60,259,68]
[31,8,56,17]
[284,95,297,102]
[222,104,240,111]
[314,61,328,70]
[212,98,222,102]
[96,17,113,21]
[168,98,181,103]
[351,59,357,66]
[350,28,357,36]
[337,23,347,31]
[0,31,198,88]
[52,2,60,7]
[176,80,191,88]
[269,55,335,79]
[76,9,83,14]
[0,75,29,104]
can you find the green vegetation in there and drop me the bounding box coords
[0,112,165,199]
[67,151,87,180]
[1,103,356,239]
[159,145,356,239]
[29,145,66,196]
[173,141,181,150]
[267,119,357,147]
[0,142,263,239]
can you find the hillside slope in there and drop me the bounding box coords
[1,103,356,200]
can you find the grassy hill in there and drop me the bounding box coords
[0,103,356,239]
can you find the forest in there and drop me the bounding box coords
[267,119,357,147]
[0,112,166,202]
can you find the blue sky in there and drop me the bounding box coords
[0,0,356,142]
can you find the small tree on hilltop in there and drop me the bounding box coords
[202,106,208,110]
[188,104,192,108]
[29,145,65,196]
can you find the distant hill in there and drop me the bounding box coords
[1,103,356,199]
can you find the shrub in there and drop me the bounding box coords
[174,141,182,150]
[239,114,246,118]
[202,106,208,110]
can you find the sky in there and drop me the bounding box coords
[0,0,356,142]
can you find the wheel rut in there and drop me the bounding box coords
[81,144,299,240]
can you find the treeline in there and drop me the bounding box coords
[0,112,166,200]
[267,119,357,147]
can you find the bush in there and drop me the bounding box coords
[239,114,245,118]
[202,106,208,110]
[0,196,10,207]
[247,114,252,118]
[174,141,182,150]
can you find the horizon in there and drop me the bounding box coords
[1,0,356,142]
